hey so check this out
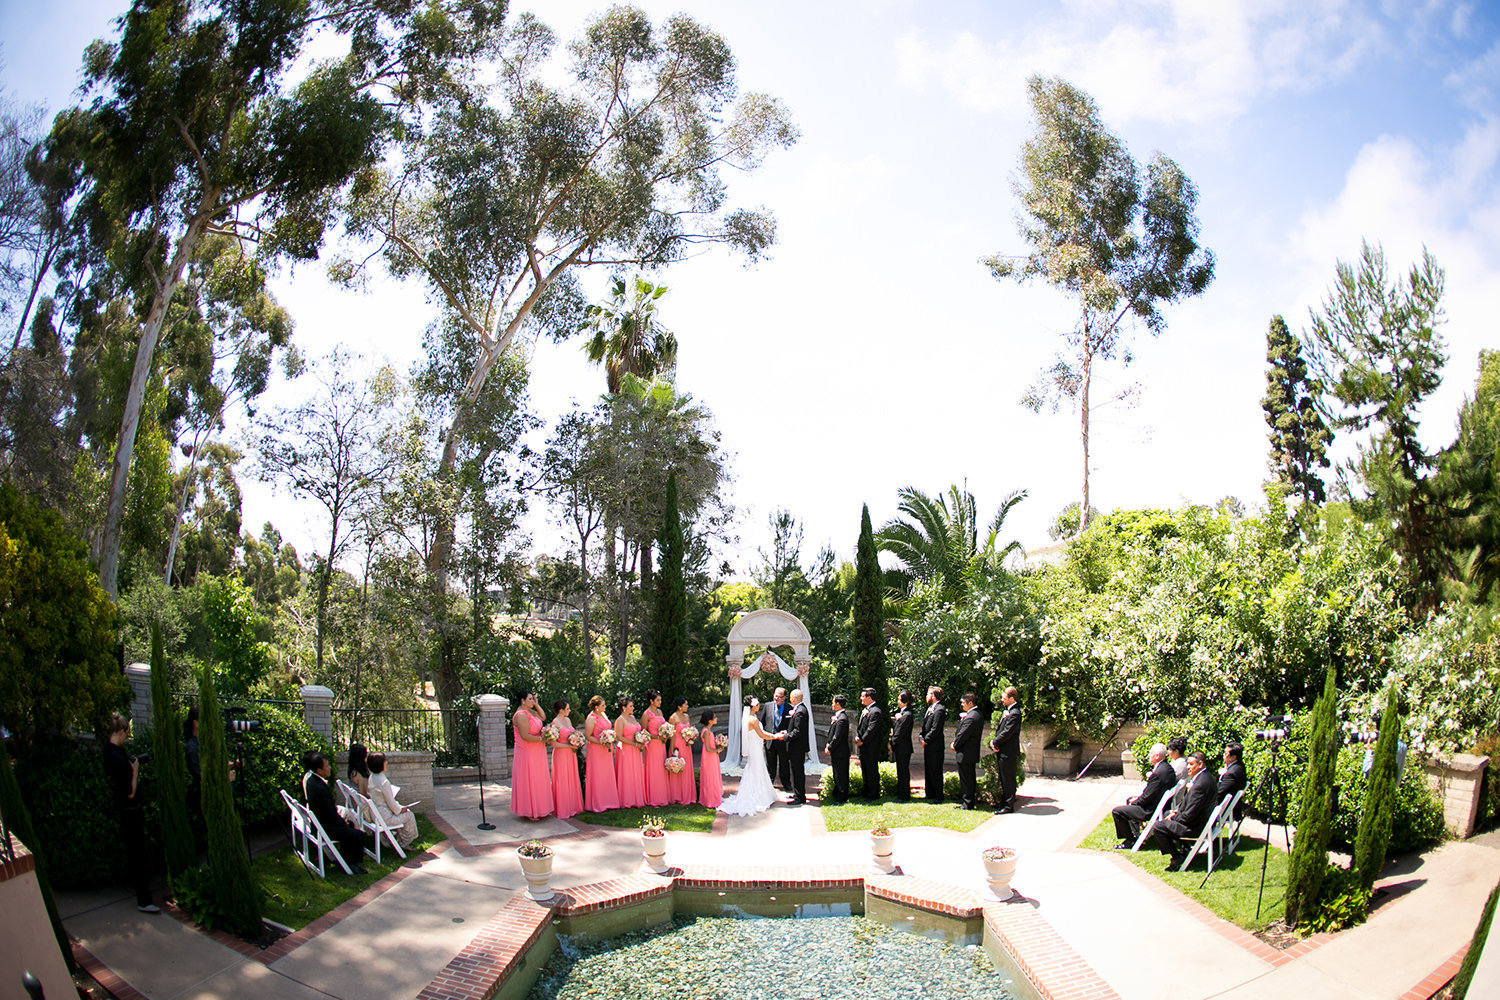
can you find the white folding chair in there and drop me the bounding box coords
[1180,789,1245,873]
[339,781,406,863]
[1132,779,1188,851]
[281,788,353,877]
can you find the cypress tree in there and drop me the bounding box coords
[1353,687,1401,894]
[149,624,195,881]
[649,471,688,698]
[852,504,888,704]
[1263,315,1332,507]
[197,667,262,937]
[0,747,72,970]
[1286,662,1341,927]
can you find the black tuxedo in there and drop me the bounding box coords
[762,698,787,787]
[952,707,984,809]
[1152,766,1218,865]
[304,770,367,868]
[920,701,947,802]
[784,702,811,803]
[856,703,886,799]
[989,701,1022,811]
[1112,758,1177,842]
[825,710,851,802]
[890,706,915,801]
[1217,760,1247,818]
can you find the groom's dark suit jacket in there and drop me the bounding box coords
[785,703,810,755]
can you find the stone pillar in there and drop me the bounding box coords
[301,685,334,746]
[1420,752,1489,838]
[477,694,511,781]
[125,663,152,734]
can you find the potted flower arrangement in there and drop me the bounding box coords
[516,840,555,901]
[870,822,895,873]
[981,846,1018,899]
[641,815,668,873]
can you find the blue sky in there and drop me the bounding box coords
[3,0,1498,576]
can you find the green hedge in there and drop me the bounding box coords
[1130,707,1445,855]
[818,755,1023,804]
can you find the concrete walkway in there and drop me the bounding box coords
[60,775,1500,1000]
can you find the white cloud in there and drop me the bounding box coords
[1446,38,1500,111]
[896,0,1386,128]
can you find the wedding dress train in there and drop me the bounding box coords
[718,713,779,816]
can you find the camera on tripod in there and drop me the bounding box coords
[1253,714,1293,741]
[225,707,262,734]
[1348,729,1379,745]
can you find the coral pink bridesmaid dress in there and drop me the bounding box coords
[668,721,696,804]
[642,709,670,807]
[698,730,722,809]
[509,710,553,819]
[615,716,647,809]
[551,718,584,820]
[584,712,620,812]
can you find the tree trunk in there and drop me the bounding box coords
[97,193,219,597]
[315,506,341,676]
[1079,326,1094,534]
[162,430,208,584]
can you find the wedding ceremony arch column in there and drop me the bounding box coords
[724,608,823,775]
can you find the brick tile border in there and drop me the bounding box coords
[0,832,38,883]
[987,902,1122,1000]
[1398,942,1468,1000]
[71,939,150,1000]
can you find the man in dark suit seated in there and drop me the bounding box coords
[303,752,370,874]
[1112,743,1176,848]
[1151,751,1217,870]
[1218,742,1247,819]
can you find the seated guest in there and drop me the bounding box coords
[365,753,418,847]
[1218,743,1247,818]
[1111,743,1176,848]
[1151,751,1217,871]
[1167,736,1188,782]
[303,752,370,874]
[348,743,370,797]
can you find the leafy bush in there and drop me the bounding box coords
[1300,863,1369,933]
[171,862,240,932]
[1453,880,1499,999]
[1130,704,1260,778]
[15,736,138,888]
[818,756,1021,804]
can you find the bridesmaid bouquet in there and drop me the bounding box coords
[664,756,686,775]
[568,731,585,749]
[656,721,675,740]
[634,730,653,748]
[599,729,618,747]
[540,725,561,743]
[715,734,729,751]
[680,726,699,743]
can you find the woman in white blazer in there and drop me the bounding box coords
[366,753,418,846]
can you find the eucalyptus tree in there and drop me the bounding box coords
[877,484,1027,603]
[344,5,796,664]
[541,408,611,666]
[44,0,505,597]
[1264,315,1332,508]
[984,76,1214,533]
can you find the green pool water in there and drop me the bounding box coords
[523,911,1016,1000]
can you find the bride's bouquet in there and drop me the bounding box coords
[664,756,686,775]
[656,721,675,741]
[540,725,561,743]
[567,731,585,749]
[634,729,653,748]
[680,725,698,743]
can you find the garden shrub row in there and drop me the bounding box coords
[817,753,1023,804]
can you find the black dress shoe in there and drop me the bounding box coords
[349,865,368,875]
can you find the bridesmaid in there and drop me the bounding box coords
[641,690,670,807]
[583,695,620,812]
[550,699,584,820]
[509,691,553,819]
[667,696,697,805]
[614,697,646,808]
[697,710,722,809]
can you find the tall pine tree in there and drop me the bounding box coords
[1353,687,1401,895]
[149,624,195,881]
[649,471,688,700]
[1287,662,1341,927]
[1264,315,1332,507]
[852,504,888,704]
[197,667,262,937]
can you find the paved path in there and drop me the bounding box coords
[60,775,1500,1000]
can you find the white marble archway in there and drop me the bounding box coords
[724,608,823,774]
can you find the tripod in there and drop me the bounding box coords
[1249,738,1292,918]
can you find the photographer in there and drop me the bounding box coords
[1361,709,1407,785]
[102,714,158,913]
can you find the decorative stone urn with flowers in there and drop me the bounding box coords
[641,815,669,873]
[981,846,1017,899]
[870,823,896,873]
[517,840,554,901]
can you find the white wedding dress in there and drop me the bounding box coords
[718,713,780,816]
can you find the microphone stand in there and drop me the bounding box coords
[477,715,495,831]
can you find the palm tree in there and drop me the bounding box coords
[876,484,1027,601]
[583,276,679,395]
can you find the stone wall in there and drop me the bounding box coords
[337,750,436,813]
[1420,752,1489,839]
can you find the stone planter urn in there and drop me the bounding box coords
[981,847,1017,900]
[642,825,669,873]
[870,827,896,873]
[1041,741,1083,777]
[516,842,554,901]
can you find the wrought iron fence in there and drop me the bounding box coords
[331,707,480,767]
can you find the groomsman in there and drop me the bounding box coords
[989,686,1022,814]
[952,692,984,810]
[890,690,915,801]
[855,688,887,800]
[920,686,947,803]
[825,695,851,803]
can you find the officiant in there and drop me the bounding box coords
[761,687,790,790]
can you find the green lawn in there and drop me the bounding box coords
[575,804,719,833]
[819,797,996,833]
[1078,816,1288,932]
[253,815,443,930]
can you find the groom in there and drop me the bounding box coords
[784,689,811,804]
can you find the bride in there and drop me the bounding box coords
[718,696,783,816]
